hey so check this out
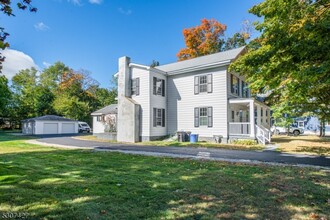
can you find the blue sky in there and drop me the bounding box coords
[1,0,262,88]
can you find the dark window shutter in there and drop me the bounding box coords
[162,109,165,127]
[194,107,199,127]
[136,78,140,96]
[194,76,199,95]
[207,74,212,93]
[230,74,234,93]
[153,108,157,127]
[237,78,240,96]
[207,107,213,127]
[153,77,157,95]
[161,79,165,97]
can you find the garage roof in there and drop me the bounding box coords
[91,104,118,116]
[22,115,77,122]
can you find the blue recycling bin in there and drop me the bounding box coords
[190,134,198,143]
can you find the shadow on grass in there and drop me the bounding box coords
[0,149,329,219]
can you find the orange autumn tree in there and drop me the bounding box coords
[177,18,227,61]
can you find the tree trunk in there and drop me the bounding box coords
[319,120,325,137]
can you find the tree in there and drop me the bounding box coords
[223,33,247,51]
[150,60,160,67]
[40,62,70,92]
[0,75,11,120]
[11,68,39,120]
[177,18,227,61]
[0,0,37,72]
[230,0,330,136]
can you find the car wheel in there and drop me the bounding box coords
[293,130,300,136]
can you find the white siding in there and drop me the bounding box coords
[131,68,151,137]
[149,71,167,137]
[92,116,105,133]
[167,67,228,138]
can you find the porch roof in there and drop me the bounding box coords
[229,98,270,109]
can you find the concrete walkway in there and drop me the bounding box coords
[31,135,330,169]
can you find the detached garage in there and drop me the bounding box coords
[22,115,78,135]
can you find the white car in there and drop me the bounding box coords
[78,121,91,133]
[271,125,304,136]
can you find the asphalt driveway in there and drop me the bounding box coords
[35,135,330,168]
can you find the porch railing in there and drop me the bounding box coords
[255,124,271,145]
[229,122,250,135]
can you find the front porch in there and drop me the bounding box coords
[228,98,271,144]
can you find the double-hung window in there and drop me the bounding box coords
[97,116,103,122]
[231,74,240,96]
[241,81,249,98]
[153,108,165,127]
[153,77,165,96]
[131,78,140,96]
[194,107,213,127]
[194,74,212,94]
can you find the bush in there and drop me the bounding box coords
[231,139,257,146]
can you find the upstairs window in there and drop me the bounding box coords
[194,107,213,127]
[241,81,250,98]
[153,108,165,127]
[194,74,212,94]
[131,78,140,96]
[153,77,165,96]
[231,74,240,96]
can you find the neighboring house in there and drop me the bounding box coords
[91,104,118,134]
[22,115,78,135]
[116,47,271,144]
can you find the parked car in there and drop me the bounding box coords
[78,121,91,133]
[271,125,304,136]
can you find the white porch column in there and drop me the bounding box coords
[249,100,255,138]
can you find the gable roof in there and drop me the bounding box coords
[22,115,77,122]
[156,46,246,75]
[91,104,118,115]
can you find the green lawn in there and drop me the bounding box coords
[76,135,264,151]
[0,133,329,219]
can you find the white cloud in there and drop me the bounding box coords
[34,22,50,31]
[1,49,38,79]
[68,0,82,6]
[118,7,132,15]
[43,61,51,68]
[89,0,102,4]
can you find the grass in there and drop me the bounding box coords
[76,135,264,151]
[272,135,330,156]
[0,133,329,219]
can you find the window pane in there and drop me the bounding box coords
[200,117,208,126]
[199,107,208,126]
[131,79,136,95]
[231,75,239,95]
[156,109,162,126]
[199,75,207,93]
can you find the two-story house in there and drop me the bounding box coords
[116,47,271,144]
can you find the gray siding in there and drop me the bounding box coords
[167,67,228,138]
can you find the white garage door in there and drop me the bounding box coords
[43,123,58,134]
[62,123,75,134]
